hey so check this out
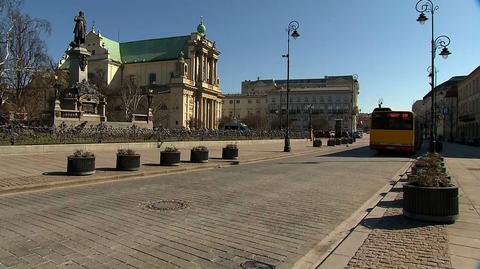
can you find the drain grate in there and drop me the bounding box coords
[139,199,188,211]
[240,260,275,269]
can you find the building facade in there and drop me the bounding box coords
[413,76,467,142]
[458,66,480,145]
[222,76,360,131]
[59,21,223,129]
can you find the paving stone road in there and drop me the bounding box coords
[0,145,410,268]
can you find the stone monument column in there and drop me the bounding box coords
[68,11,90,87]
[67,47,91,87]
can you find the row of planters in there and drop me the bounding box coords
[403,152,458,224]
[66,144,239,176]
[312,137,355,147]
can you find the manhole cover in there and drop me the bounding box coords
[139,200,188,211]
[468,168,480,171]
[240,260,275,269]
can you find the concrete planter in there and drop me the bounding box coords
[67,156,95,176]
[313,140,322,147]
[403,183,459,223]
[116,154,141,171]
[327,139,335,146]
[191,150,209,163]
[348,138,353,144]
[222,148,238,159]
[341,138,348,144]
[160,151,181,166]
[335,139,341,145]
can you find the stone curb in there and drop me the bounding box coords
[0,142,363,197]
[289,159,414,269]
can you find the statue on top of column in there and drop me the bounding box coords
[70,11,86,48]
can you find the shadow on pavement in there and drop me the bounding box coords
[377,199,403,208]
[360,213,436,230]
[318,146,413,158]
[42,171,68,176]
[96,167,117,172]
[441,142,480,159]
[142,163,161,167]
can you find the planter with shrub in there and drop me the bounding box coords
[191,146,209,163]
[313,139,322,147]
[160,146,181,166]
[327,139,335,146]
[403,153,458,223]
[116,149,141,171]
[222,144,239,159]
[67,150,95,176]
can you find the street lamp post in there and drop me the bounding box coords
[282,21,300,152]
[304,104,314,141]
[147,89,153,123]
[416,0,452,153]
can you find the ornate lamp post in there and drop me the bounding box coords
[416,0,452,152]
[304,104,314,140]
[282,21,300,152]
[147,89,153,123]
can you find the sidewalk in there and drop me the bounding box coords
[319,142,480,269]
[0,138,368,195]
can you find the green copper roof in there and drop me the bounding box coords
[120,35,190,63]
[197,23,206,35]
[101,36,121,62]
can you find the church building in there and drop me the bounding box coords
[59,20,223,129]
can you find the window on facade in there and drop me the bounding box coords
[304,97,308,102]
[129,75,137,85]
[248,99,252,104]
[236,100,240,104]
[229,100,233,104]
[271,98,276,103]
[296,97,300,102]
[149,73,156,85]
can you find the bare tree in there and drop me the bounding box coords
[1,2,51,111]
[120,81,144,121]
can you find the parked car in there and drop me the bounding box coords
[224,122,249,131]
[353,131,363,138]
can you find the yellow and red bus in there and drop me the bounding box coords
[370,108,421,153]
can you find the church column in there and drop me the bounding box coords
[213,101,217,129]
[208,99,211,128]
[214,59,217,84]
[209,57,213,84]
[204,98,208,128]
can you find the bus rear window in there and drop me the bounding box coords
[372,112,413,130]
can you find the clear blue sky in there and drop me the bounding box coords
[24,0,480,113]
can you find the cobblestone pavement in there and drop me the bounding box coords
[345,193,451,269]
[0,144,410,268]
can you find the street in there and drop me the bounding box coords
[0,145,411,269]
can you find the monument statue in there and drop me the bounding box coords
[70,11,86,47]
